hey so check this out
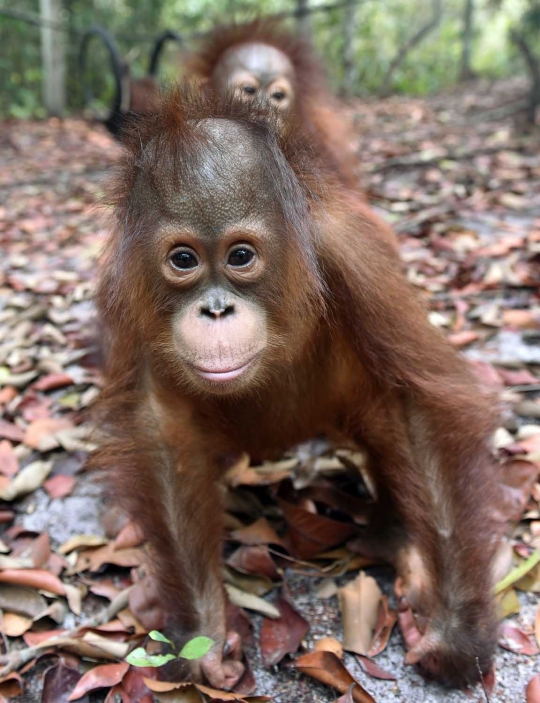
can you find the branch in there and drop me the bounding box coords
[510,28,540,124]
[381,0,443,95]
[0,586,133,677]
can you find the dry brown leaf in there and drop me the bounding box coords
[224,584,280,619]
[226,545,279,580]
[339,571,381,656]
[68,661,129,701]
[24,417,74,451]
[1,611,33,636]
[313,636,343,658]
[295,651,375,702]
[230,518,284,548]
[0,568,65,594]
[58,534,109,555]
[279,498,357,559]
[0,583,47,618]
[368,595,398,657]
[260,594,309,666]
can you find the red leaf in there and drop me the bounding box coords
[42,664,87,703]
[368,595,397,657]
[68,662,129,701]
[0,420,24,444]
[498,368,539,386]
[0,569,65,595]
[0,441,18,476]
[260,594,309,666]
[227,545,280,580]
[279,498,356,559]
[44,474,76,499]
[356,655,396,680]
[498,622,540,655]
[33,373,74,391]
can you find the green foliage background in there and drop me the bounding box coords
[0,0,534,119]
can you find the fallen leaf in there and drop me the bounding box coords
[295,651,375,702]
[368,595,398,657]
[0,583,47,618]
[24,417,74,451]
[0,568,65,594]
[279,498,356,559]
[0,441,18,476]
[260,594,309,666]
[356,654,396,680]
[32,373,74,391]
[230,518,284,547]
[0,460,52,500]
[498,621,539,655]
[336,685,356,703]
[339,571,382,656]
[42,663,87,703]
[225,584,280,619]
[313,636,343,658]
[44,474,76,499]
[68,661,129,700]
[1,611,32,636]
[227,545,280,580]
[58,534,109,555]
[0,420,24,443]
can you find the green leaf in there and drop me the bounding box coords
[148,630,174,647]
[178,636,215,660]
[495,551,540,595]
[126,647,176,668]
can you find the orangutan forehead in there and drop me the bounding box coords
[217,43,294,81]
[134,118,278,227]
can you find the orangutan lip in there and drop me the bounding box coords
[193,357,257,382]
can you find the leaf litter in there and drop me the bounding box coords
[0,80,539,701]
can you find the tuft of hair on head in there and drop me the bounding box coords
[108,81,333,215]
[185,19,327,95]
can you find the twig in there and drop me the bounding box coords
[0,586,133,677]
[476,658,491,703]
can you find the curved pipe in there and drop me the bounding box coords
[79,26,124,136]
[148,29,183,77]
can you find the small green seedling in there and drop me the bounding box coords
[126,631,215,668]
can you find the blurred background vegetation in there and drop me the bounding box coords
[0,0,539,120]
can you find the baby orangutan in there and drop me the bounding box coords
[186,20,360,187]
[94,87,502,690]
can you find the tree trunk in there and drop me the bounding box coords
[40,0,66,116]
[342,0,357,96]
[459,0,475,81]
[296,0,310,37]
[381,0,442,96]
[511,28,540,125]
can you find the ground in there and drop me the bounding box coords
[0,78,539,703]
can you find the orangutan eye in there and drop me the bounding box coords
[243,85,256,95]
[272,91,285,101]
[170,248,199,270]
[228,247,255,268]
